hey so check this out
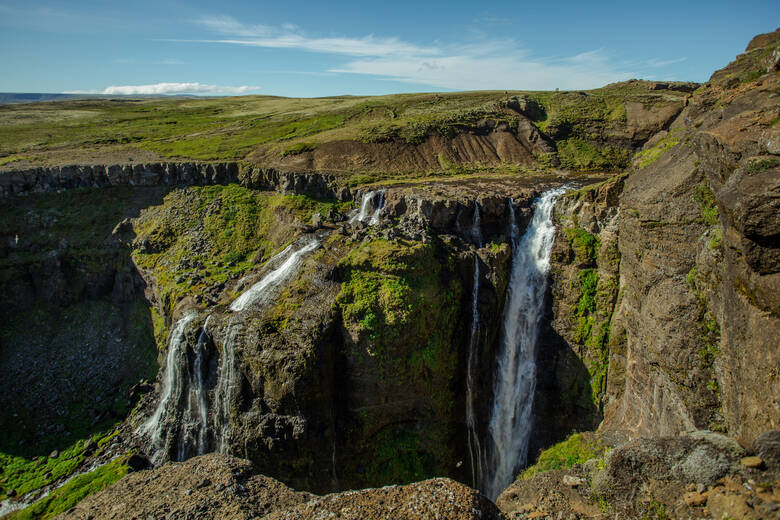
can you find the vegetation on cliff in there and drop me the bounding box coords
[4,454,131,520]
[0,79,691,177]
[131,184,349,316]
[336,238,463,486]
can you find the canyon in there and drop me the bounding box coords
[0,28,778,519]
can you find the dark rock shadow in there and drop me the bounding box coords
[528,293,600,465]
[0,186,170,457]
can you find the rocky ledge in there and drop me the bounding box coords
[0,162,351,201]
[57,453,500,520]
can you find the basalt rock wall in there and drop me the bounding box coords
[0,162,350,201]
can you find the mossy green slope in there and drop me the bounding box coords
[131,184,350,316]
[336,238,463,487]
[5,455,131,520]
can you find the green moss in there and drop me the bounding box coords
[132,185,345,315]
[745,156,779,174]
[336,238,462,486]
[0,428,120,502]
[280,142,316,156]
[565,228,600,264]
[556,138,630,171]
[693,182,719,226]
[518,433,605,480]
[6,455,131,520]
[337,238,461,381]
[708,227,722,250]
[634,132,680,169]
[686,266,722,396]
[572,269,614,405]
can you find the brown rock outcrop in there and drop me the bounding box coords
[599,28,780,445]
[56,454,500,520]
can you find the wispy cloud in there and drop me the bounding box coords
[645,57,687,68]
[189,15,439,57]
[66,82,259,95]
[184,16,649,90]
[332,52,634,91]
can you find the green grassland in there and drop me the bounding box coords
[0,81,692,174]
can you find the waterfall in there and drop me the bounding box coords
[140,235,323,461]
[214,235,321,452]
[368,190,385,225]
[349,189,385,225]
[137,311,198,463]
[177,315,211,461]
[230,237,320,312]
[213,319,239,453]
[483,188,565,500]
[465,201,484,489]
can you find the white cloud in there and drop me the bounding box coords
[190,15,439,57]
[331,52,634,91]
[66,82,259,95]
[186,15,646,90]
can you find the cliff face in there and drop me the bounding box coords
[2,29,779,519]
[101,179,561,493]
[542,29,780,447]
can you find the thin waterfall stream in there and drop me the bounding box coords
[465,200,484,489]
[483,187,565,500]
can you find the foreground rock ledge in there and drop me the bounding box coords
[57,453,500,520]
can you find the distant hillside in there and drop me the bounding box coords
[0,93,85,105]
[0,80,697,179]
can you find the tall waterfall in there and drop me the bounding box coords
[483,188,565,499]
[177,315,211,461]
[349,189,385,225]
[137,311,198,464]
[213,320,239,453]
[465,201,484,489]
[217,235,322,451]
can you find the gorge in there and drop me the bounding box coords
[0,28,778,520]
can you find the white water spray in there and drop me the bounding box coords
[483,188,565,499]
[465,200,485,489]
[349,189,385,225]
[177,315,211,461]
[138,311,197,463]
[215,236,321,452]
[230,238,320,312]
[213,319,239,453]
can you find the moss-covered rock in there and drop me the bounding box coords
[335,238,464,488]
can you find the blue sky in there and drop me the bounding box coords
[0,1,778,96]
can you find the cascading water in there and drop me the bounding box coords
[137,311,198,463]
[483,187,565,500]
[349,189,385,225]
[465,201,484,489]
[230,237,320,312]
[177,315,211,461]
[368,190,385,225]
[215,235,322,452]
[140,235,323,461]
[213,320,239,453]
